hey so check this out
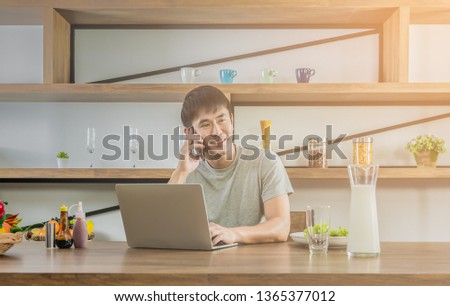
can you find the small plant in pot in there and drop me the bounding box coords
[406,134,446,168]
[56,151,69,168]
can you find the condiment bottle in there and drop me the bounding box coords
[353,137,373,165]
[56,204,73,249]
[72,201,88,248]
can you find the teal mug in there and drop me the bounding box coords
[220,69,237,84]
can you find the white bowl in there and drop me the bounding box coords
[290,232,347,249]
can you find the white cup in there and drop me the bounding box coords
[180,67,201,83]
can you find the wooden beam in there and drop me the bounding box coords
[410,7,450,24]
[0,8,45,25]
[380,7,410,82]
[4,2,450,26]
[44,9,71,83]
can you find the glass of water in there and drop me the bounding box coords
[86,127,96,168]
[306,205,331,255]
[129,127,139,168]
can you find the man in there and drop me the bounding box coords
[169,85,293,245]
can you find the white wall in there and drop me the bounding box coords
[1,26,450,242]
[0,26,43,83]
[0,102,182,168]
[409,25,450,82]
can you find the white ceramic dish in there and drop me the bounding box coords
[290,232,347,249]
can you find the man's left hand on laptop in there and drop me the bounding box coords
[209,222,237,245]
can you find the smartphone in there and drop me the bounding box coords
[188,127,203,160]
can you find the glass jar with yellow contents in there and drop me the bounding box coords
[260,120,272,150]
[353,137,373,165]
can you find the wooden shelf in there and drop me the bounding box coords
[2,83,450,105]
[1,167,450,182]
[0,84,191,103]
[229,83,450,106]
[0,168,173,183]
[286,167,450,179]
[2,1,450,26]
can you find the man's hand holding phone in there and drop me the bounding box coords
[172,127,204,181]
[169,127,204,183]
[187,127,204,161]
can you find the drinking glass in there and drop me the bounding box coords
[86,127,96,168]
[306,205,331,255]
[129,127,139,168]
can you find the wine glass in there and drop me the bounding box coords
[129,127,139,168]
[86,127,96,168]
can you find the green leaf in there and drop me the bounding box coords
[307,226,349,237]
[11,227,23,233]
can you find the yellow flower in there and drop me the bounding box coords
[86,220,95,234]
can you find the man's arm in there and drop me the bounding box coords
[168,169,190,184]
[210,194,291,245]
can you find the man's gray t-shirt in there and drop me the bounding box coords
[186,145,293,228]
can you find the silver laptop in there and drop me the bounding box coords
[115,183,237,251]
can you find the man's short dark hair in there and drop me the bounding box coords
[181,85,232,128]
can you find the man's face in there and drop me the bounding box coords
[191,106,234,156]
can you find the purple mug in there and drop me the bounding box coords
[296,68,315,83]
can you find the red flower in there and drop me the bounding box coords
[0,201,22,233]
[0,200,6,218]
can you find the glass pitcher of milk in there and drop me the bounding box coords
[347,164,380,257]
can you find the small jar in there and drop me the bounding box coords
[308,139,327,168]
[353,137,373,165]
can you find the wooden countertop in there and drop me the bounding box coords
[1,241,450,286]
